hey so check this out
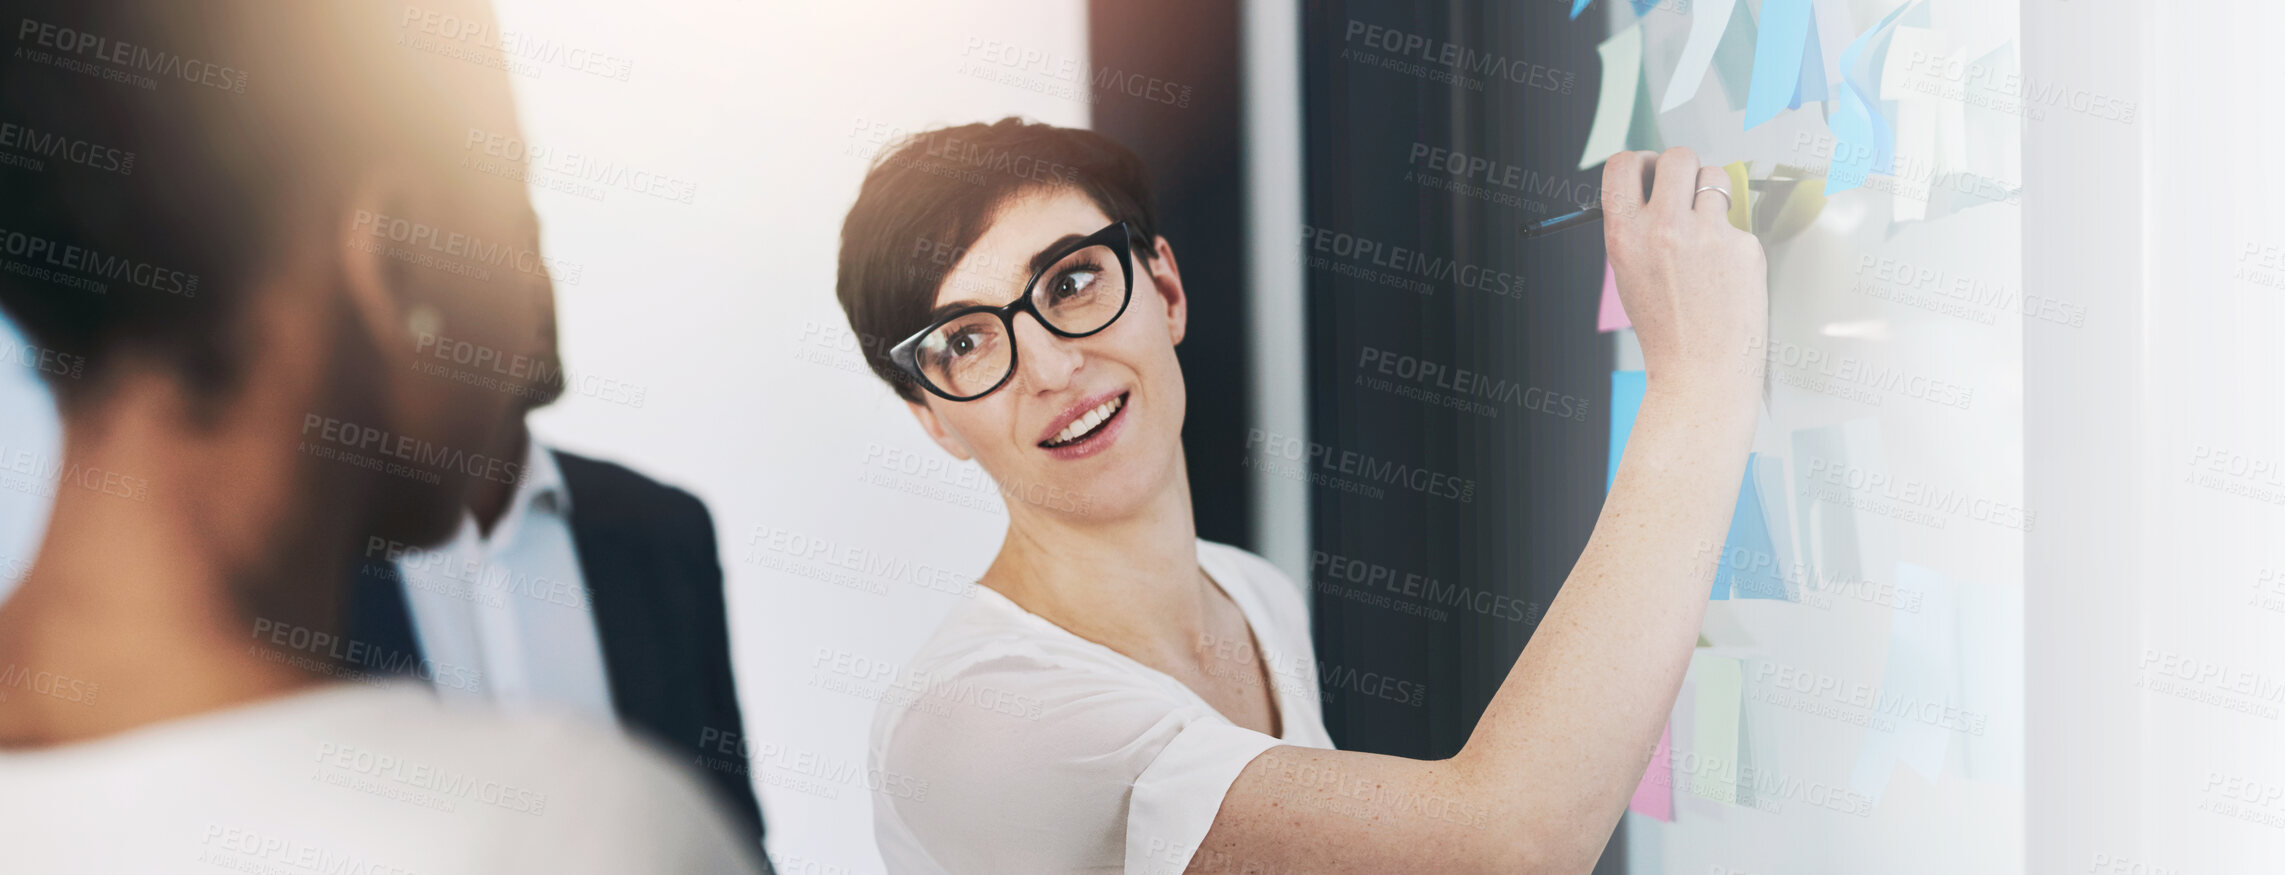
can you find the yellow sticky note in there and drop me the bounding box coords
[1763,175,1828,242]
[1723,161,1751,231]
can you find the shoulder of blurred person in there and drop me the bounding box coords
[552,448,716,554]
[0,682,767,874]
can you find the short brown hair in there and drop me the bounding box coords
[834,117,1159,402]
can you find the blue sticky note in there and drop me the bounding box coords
[1785,6,1823,111]
[1572,0,1593,21]
[1850,563,1962,801]
[1793,6,1827,104]
[1742,0,1813,129]
[1607,370,1647,494]
[1715,455,1787,600]
[1826,1,1918,193]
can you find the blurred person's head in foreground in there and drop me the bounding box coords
[0,0,562,744]
[836,118,1184,529]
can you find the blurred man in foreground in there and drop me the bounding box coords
[0,1,764,871]
[347,276,770,851]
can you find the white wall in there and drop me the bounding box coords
[1240,0,1309,581]
[2027,0,2285,871]
[479,2,1088,871]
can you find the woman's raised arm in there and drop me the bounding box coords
[1191,146,1768,875]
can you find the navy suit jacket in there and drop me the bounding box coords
[348,449,770,865]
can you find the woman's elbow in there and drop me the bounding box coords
[1462,815,1604,874]
[1474,841,1591,875]
[1432,758,1606,873]
[1516,824,1612,874]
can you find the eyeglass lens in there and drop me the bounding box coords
[913,242,1127,398]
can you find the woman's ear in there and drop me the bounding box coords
[907,397,974,462]
[1145,236,1188,346]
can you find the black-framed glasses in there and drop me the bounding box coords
[889,221,1137,402]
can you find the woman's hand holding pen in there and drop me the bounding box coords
[1601,147,1768,411]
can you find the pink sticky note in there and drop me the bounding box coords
[1597,261,1632,332]
[1629,721,1675,821]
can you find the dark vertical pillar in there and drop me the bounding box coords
[1300,1,1622,870]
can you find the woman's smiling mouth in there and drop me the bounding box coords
[1041,392,1127,447]
[1039,391,1130,455]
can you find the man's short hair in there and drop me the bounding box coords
[0,0,523,413]
[834,117,1160,403]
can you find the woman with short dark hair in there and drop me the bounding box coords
[837,117,1766,875]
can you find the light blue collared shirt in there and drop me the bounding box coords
[394,440,615,724]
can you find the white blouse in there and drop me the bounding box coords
[869,540,1335,875]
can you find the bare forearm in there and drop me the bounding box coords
[1454,377,1756,869]
[1195,149,1764,875]
[1436,145,1770,871]
[1198,387,1757,875]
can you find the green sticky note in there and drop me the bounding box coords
[1625,56,1665,154]
[1712,0,1758,112]
[1579,24,1645,170]
[1723,161,1751,230]
[1690,652,1744,804]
